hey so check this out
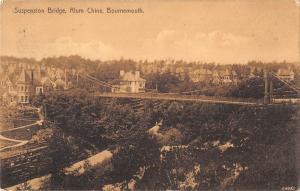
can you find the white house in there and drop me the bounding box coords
[112,70,146,93]
[277,68,295,82]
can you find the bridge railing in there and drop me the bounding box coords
[93,92,264,105]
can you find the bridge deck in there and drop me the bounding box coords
[93,92,264,106]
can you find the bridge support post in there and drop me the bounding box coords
[264,70,270,104]
[269,77,273,104]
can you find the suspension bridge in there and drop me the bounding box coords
[76,71,300,106]
[264,71,300,104]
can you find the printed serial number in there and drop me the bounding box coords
[281,186,296,191]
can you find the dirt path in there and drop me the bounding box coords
[3,122,161,190]
[0,107,43,151]
[0,121,40,133]
[0,135,28,151]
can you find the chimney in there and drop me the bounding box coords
[31,70,34,85]
[120,70,125,76]
[135,71,140,78]
[36,65,41,81]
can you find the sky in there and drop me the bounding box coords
[0,0,299,64]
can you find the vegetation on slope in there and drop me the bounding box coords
[32,90,299,190]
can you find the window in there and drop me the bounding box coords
[21,96,24,102]
[36,87,43,95]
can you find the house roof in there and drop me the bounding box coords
[41,77,54,85]
[190,69,213,76]
[55,78,65,87]
[16,69,43,86]
[218,69,231,76]
[120,71,145,82]
[17,69,32,83]
[277,68,294,76]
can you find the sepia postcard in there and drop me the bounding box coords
[0,0,300,190]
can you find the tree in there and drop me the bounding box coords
[145,73,181,93]
[110,134,161,190]
[226,77,264,98]
[48,127,75,172]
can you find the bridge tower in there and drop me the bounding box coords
[264,69,273,104]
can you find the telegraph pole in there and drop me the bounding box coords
[43,104,47,119]
[76,72,79,86]
[64,68,67,89]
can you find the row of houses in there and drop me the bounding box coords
[188,68,239,85]
[111,67,296,94]
[137,62,296,84]
[0,68,69,104]
[0,61,296,103]
[110,68,238,93]
[0,69,43,104]
[188,67,295,84]
[0,69,146,101]
[138,63,240,85]
[137,63,240,85]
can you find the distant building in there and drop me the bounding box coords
[0,73,17,103]
[231,70,239,85]
[212,69,238,85]
[1,91,17,103]
[0,60,73,104]
[16,69,44,103]
[41,77,56,92]
[1,69,44,104]
[277,68,295,82]
[189,68,213,83]
[249,67,263,78]
[112,70,146,93]
[212,71,221,85]
[175,67,186,81]
[0,74,11,88]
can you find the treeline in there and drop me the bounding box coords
[2,55,299,99]
[33,90,299,190]
[1,55,298,74]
